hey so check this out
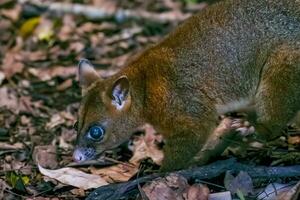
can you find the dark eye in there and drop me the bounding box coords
[88,125,105,141]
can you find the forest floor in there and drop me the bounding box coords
[0,0,299,199]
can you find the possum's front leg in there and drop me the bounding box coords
[192,116,254,165]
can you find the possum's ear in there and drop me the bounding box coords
[106,76,130,111]
[78,59,100,88]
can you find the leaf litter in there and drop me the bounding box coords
[0,0,299,199]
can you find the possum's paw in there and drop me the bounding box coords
[231,118,255,136]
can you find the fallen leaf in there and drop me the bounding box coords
[46,113,66,130]
[20,115,31,126]
[257,183,294,200]
[185,184,210,200]
[34,17,54,42]
[1,5,21,21]
[90,124,164,182]
[70,188,86,197]
[90,162,138,182]
[57,15,76,41]
[277,181,300,200]
[0,71,5,85]
[21,50,47,62]
[288,135,300,145]
[209,191,232,200]
[0,179,11,199]
[129,124,164,166]
[33,145,58,169]
[38,165,108,190]
[0,142,24,150]
[224,171,253,197]
[1,51,24,78]
[19,17,40,38]
[142,173,188,200]
[56,79,73,91]
[28,66,76,81]
[0,87,18,111]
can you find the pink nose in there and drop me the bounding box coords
[73,149,86,162]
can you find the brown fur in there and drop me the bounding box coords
[74,0,300,171]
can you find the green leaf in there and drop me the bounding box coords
[19,17,40,38]
[15,177,27,193]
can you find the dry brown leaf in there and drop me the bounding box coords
[0,178,11,199]
[277,181,300,200]
[70,188,86,197]
[0,71,5,85]
[38,165,108,190]
[90,163,138,182]
[46,113,66,130]
[0,87,18,111]
[21,50,47,62]
[142,173,188,200]
[129,124,164,166]
[0,142,24,150]
[28,66,76,81]
[1,5,21,21]
[1,51,24,78]
[33,145,58,169]
[288,135,300,145]
[90,124,163,182]
[56,79,73,91]
[185,184,210,200]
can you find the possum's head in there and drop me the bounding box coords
[73,59,139,162]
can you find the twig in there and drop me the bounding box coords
[86,158,300,200]
[18,0,191,23]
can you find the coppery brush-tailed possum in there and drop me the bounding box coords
[73,0,300,171]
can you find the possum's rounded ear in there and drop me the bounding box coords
[106,76,130,111]
[78,59,100,88]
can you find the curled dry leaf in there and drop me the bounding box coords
[90,162,138,183]
[38,165,108,190]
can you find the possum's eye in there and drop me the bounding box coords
[87,125,105,141]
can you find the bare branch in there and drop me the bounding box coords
[86,159,300,200]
